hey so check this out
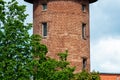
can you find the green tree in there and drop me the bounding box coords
[31,39,75,80]
[91,71,100,80]
[0,0,32,79]
[74,70,91,80]
[74,70,100,80]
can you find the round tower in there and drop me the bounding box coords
[25,0,97,73]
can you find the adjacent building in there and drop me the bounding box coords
[100,73,120,80]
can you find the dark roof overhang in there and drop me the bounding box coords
[24,0,33,3]
[89,0,98,3]
[100,73,120,75]
[24,0,97,4]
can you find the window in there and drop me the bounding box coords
[42,23,47,37]
[82,58,87,69]
[82,23,86,39]
[82,4,86,12]
[42,4,47,10]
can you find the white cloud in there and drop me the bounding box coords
[90,0,120,73]
[91,37,120,73]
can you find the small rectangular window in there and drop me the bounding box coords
[42,4,47,10]
[82,23,86,39]
[82,4,86,12]
[42,23,47,37]
[82,58,87,69]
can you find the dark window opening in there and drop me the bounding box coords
[82,4,86,12]
[42,23,47,37]
[42,4,47,10]
[82,58,87,70]
[82,23,86,39]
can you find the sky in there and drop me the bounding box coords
[90,0,120,73]
[15,0,120,73]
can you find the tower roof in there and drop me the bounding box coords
[24,0,97,4]
[89,0,98,3]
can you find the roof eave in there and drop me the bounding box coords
[89,0,98,3]
[24,0,33,3]
[24,0,98,4]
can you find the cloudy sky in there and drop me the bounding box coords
[16,0,120,73]
[90,0,120,73]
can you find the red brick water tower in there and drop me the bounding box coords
[25,0,97,73]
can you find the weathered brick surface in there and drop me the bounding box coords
[100,73,120,80]
[33,0,90,73]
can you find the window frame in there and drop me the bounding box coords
[82,57,87,70]
[82,4,86,12]
[42,22,47,37]
[82,23,86,40]
[42,4,47,11]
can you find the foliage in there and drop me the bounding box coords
[33,39,74,80]
[58,50,68,61]
[91,71,101,80]
[0,0,32,79]
[74,70,100,80]
[74,70,91,80]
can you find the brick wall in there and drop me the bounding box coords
[100,73,120,80]
[33,0,90,73]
